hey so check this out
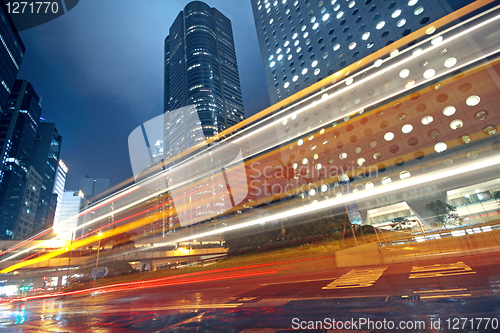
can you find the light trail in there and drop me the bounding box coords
[3,145,490,272]
[153,155,500,248]
[2,0,500,270]
[0,228,53,257]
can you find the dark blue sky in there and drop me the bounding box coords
[17,0,270,190]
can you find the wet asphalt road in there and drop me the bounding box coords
[2,253,500,332]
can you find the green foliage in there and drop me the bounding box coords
[74,257,134,279]
[223,211,348,254]
[425,200,459,228]
[74,254,98,277]
[112,261,134,275]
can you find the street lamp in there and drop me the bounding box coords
[94,231,102,287]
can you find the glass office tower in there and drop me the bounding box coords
[251,0,453,104]
[30,122,63,231]
[161,1,247,232]
[0,1,25,120]
[0,80,42,239]
[164,1,245,159]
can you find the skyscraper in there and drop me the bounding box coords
[0,80,42,239]
[164,1,245,158]
[250,0,452,104]
[79,176,109,201]
[0,2,25,120]
[159,1,248,231]
[30,122,63,231]
[52,159,68,227]
[56,190,85,241]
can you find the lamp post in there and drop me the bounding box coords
[93,231,102,287]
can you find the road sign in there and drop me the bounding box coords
[91,267,109,278]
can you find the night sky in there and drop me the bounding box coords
[16,0,270,191]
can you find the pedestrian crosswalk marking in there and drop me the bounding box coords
[409,261,475,279]
[322,267,387,289]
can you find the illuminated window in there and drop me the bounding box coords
[475,110,488,121]
[414,6,424,15]
[423,69,435,79]
[434,142,447,152]
[392,9,401,18]
[444,57,457,68]
[376,21,385,30]
[442,106,456,116]
[466,95,480,106]
[400,171,411,179]
[430,36,443,47]
[401,124,413,133]
[458,135,471,144]
[421,115,433,125]
[484,125,498,136]
[450,120,463,130]
[466,151,479,160]
[399,69,410,78]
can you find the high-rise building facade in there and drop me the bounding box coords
[30,122,63,231]
[0,2,25,119]
[164,1,245,158]
[13,166,42,239]
[159,2,248,231]
[251,0,452,104]
[79,176,109,201]
[55,190,85,241]
[52,160,68,227]
[0,80,42,239]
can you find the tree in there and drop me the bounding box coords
[425,200,459,228]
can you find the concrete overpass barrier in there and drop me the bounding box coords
[0,247,228,271]
[336,222,500,267]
